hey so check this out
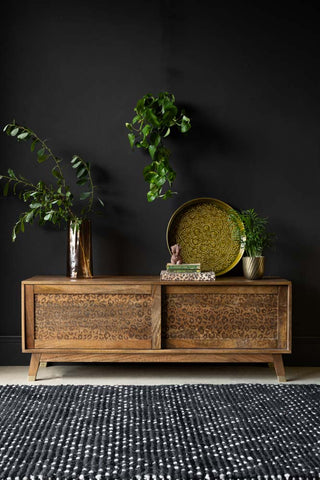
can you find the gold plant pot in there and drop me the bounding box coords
[242,256,264,280]
[67,219,93,278]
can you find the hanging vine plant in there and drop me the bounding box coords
[125,91,191,202]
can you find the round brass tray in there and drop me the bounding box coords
[166,197,246,275]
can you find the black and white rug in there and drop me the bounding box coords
[0,384,319,479]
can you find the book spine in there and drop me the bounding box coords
[166,269,201,273]
[166,264,201,271]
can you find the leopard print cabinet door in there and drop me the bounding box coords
[162,285,287,350]
[33,285,153,349]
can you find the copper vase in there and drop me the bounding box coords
[242,256,264,280]
[67,219,93,278]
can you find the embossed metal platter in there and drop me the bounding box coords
[166,198,246,275]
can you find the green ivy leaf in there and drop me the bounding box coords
[37,148,47,163]
[136,98,146,113]
[17,131,29,140]
[143,165,153,175]
[72,161,82,169]
[181,115,191,133]
[131,115,140,124]
[29,203,42,209]
[77,167,87,178]
[13,220,21,240]
[147,191,157,202]
[10,127,19,136]
[142,125,151,137]
[25,211,34,223]
[12,227,17,242]
[128,133,135,149]
[145,109,160,127]
[76,177,88,186]
[153,176,166,187]
[148,144,157,160]
[52,167,63,179]
[79,191,91,200]
[3,182,10,196]
[167,170,176,183]
[150,133,161,148]
[30,139,38,152]
[143,172,155,182]
[162,106,177,124]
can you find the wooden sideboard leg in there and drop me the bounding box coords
[39,361,47,368]
[28,353,41,382]
[273,354,286,382]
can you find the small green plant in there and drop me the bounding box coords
[125,91,191,202]
[230,208,275,257]
[1,121,104,241]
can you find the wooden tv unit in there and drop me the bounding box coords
[21,276,292,382]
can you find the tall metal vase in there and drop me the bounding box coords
[67,219,93,278]
[242,256,264,280]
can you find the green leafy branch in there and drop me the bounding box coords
[1,121,104,241]
[125,92,191,202]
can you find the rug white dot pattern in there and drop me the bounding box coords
[0,384,319,479]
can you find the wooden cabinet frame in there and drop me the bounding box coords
[21,276,292,382]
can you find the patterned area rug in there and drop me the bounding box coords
[0,384,319,479]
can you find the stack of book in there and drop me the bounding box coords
[160,263,216,281]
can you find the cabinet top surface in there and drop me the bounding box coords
[22,275,291,285]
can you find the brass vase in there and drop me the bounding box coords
[242,256,264,280]
[67,219,93,278]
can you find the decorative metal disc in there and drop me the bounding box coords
[166,197,246,275]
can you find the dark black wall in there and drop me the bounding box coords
[1,0,320,365]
